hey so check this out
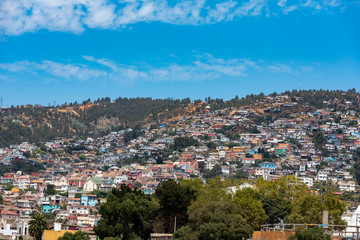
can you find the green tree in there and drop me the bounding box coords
[5,183,14,190]
[175,178,251,240]
[203,164,222,179]
[29,213,49,240]
[94,186,157,240]
[313,131,327,147]
[45,184,56,196]
[172,137,199,151]
[133,181,142,189]
[154,180,197,233]
[233,188,267,229]
[57,231,90,240]
[288,226,331,240]
[260,195,291,224]
[230,169,248,180]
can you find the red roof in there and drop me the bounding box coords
[1,210,19,216]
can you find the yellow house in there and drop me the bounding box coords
[43,230,77,240]
[11,187,20,193]
[232,146,244,152]
[253,154,263,160]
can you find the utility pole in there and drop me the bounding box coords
[357,213,359,240]
[174,216,177,233]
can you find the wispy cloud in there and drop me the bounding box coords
[0,54,315,84]
[0,0,352,36]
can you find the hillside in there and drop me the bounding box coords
[0,89,359,147]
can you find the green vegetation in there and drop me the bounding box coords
[57,231,90,240]
[154,180,197,233]
[29,213,49,240]
[288,226,331,240]
[171,137,199,151]
[0,160,45,176]
[94,186,156,240]
[92,176,345,240]
[203,164,222,179]
[45,184,56,196]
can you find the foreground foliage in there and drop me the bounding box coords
[94,186,157,240]
[94,176,346,240]
[28,213,49,240]
[288,226,331,240]
[57,231,90,240]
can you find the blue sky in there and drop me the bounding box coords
[0,0,360,106]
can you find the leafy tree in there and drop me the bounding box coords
[313,131,327,147]
[206,141,217,150]
[5,183,13,190]
[29,213,49,240]
[23,151,31,158]
[260,195,291,224]
[45,184,56,196]
[57,231,90,240]
[175,177,251,240]
[154,180,197,233]
[133,181,142,189]
[172,137,199,151]
[254,176,345,225]
[156,156,163,164]
[203,164,222,179]
[230,169,248,180]
[233,188,267,229]
[94,186,157,240]
[288,226,331,240]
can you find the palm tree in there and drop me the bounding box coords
[28,213,48,240]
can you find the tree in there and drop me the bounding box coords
[260,195,291,224]
[174,178,251,240]
[253,176,345,225]
[233,188,267,229]
[45,184,56,196]
[288,226,331,240]
[172,137,199,151]
[174,200,250,240]
[57,231,90,240]
[313,131,327,147]
[154,180,197,233]
[29,213,49,240]
[133,181,142,189]
[203,164,222,179]
[230,169,248,180]
[94,186,157,240]
[23,151,31,158]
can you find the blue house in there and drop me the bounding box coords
[81,194,97,206]
[260,162,277,169]
[43,203,61,213]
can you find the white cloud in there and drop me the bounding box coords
[266,63,293,73]
[0,0,347,36]
[278,0,287,7]
[283,5,298,14]
[0,54,316,84]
